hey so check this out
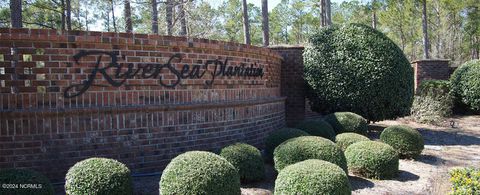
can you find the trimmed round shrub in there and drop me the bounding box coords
[65,157,132,195]
[0,169,54,195]
[219,143,265,182]
[335,132,370,151]
[160,151,241,195]
[273,136,347,172]
[275,159,351,195]
[345,141,399,179]
[295,120,336,141]
[380,125,424,159]
[304,23,414,122]
[450,59,480,112]
[265,128,309,162]
[324,112,368,134]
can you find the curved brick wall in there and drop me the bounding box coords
[0,28,285,182]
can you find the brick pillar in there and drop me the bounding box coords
[411,59,450,90]
[270,46,306,127]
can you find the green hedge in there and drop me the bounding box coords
[273,136,347,172]
[304,23,414,122]
[345,141,399,179]
[324,112,368,135]
[264,128,309,162]
[380,125,424,159]
[295,120,336,141]
[65,157,132,195]
[160,151,241,195]
[275,160,351,195]
[0,169,54,195]
[450,167,480,195]
[219,143,265,182]
[335,132,370,151]
[450,59,480,112]
[411,80,453,124]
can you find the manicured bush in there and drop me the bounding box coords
[450,59,480,112]
[219,143,265,182]
[417,80,451,97]
[324,112,368,135]
[449,167,480,195]
[273,136,347,172]
[345,141,399,179]
[0,169,54,195]
[275,159,351,195]
[411,80,453,124]
[335,132,370,151]
[160,151,241,195]
[295,120,336,141]
[304,23,414,122]
[380,125,424,159]
[264,128,309,162]
[65,157,132,195]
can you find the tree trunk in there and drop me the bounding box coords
[179,1,187,36]
[371,0,377,29]
[124,0,133,33]
[111,0,117,32]
[151,0,158,34]
[242,0,251,45]
[320,0,326,27]
[325,0,331,26]
[261,0,269,46]
[66,0,72,30]
[61,0,66,30]
[10,0,22,28]
[422,0,430,59]
[166,0,173,35]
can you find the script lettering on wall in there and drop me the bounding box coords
[64,50,265,98]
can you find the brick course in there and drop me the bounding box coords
[0,28,285,182]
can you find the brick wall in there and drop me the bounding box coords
[0,28,285,182]
[411,59,450,90]
[270,46,321,126]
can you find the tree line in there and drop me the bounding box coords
[1,0,479,65]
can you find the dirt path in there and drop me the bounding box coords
[352,115,480,195]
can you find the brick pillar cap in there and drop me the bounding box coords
[411,59,450,63]
[268,45,305,49]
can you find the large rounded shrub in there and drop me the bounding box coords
[345,141,399,179]
[0,169,54,195]
[295,120,336,140]
[65,157,132,195]
[219,143,265,182]
[450,59,480,111]
[324,112,368,134]
[335,132,370,151]
[275,159,351,195]
[160,151,241,195]
[304,23,414,122]
[265,128,309,162]
[380,125,424,159]
[273,136,347,172]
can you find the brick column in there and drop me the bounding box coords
[270,46,306,127]
[411,59,450,90]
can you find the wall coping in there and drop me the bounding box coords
[0,97,286,118]
[0,28,282,60]
[411,59,450,63]
[269,45,305,49]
